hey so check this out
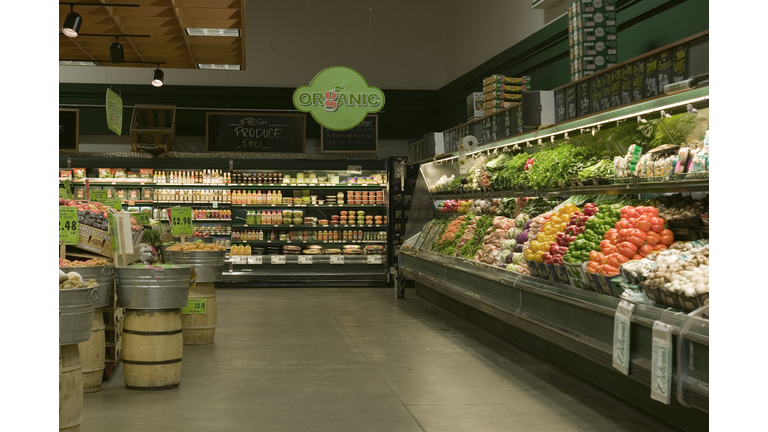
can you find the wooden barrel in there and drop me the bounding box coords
[182,282,217,345]
[122,309,183,390]
[59,344,83,432]
[78,307,105,393]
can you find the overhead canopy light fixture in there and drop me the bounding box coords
[185,28,240,37]
[198,64,241,70]
[59,60,97,66]
[61,5,82,37]
[110,37,124,63]
[151,63,164,87]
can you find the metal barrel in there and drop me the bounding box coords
[115,267,194,310]
[60,266,114,308]
[59,286,98,345]
[164,250,226,283]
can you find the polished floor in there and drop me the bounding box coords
[82,288,670,432]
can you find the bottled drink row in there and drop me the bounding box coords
[155,208,232,220]
[232,229,387,242]
[154,170,230,184]
[154,189,231,203]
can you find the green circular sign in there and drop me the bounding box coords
[293,66,385,131]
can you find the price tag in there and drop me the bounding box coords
[248,255,263,265]
[271,255,286,265]
[565,263,591,290]
[212,201,218,208]
[59,207,79,244]
[130,212,150,225]
[170,207,193,236]
[612,300,635,375]
[89,189,108,202]
[650,321,673,405]
[103,198,122,211]
[330,255,344,265]
[367,254,382,264]
[231,255,244,265]
[298,255,313,265]
[182,298,206,315]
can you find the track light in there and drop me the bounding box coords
[151,64,164,87]
[110,37,124,63]
[62,5,82,37]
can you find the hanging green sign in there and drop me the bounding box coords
[171,207,193,236]
[89,189,108,202]
[292,66,385,131]
[106,88,123,136]
[130,212,150,225]
[103,198,122,211]
[182,298,206,314]
[59,207,79,244]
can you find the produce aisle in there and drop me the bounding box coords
[78,288,674,432]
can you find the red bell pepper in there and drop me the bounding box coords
[617,242,637,259]
[654,244,668,251]
[660,229,674,246]
[628,229,646,247]
[605,254,620,268]
[633,254,643,260]
[615,253,630,264]
[640,244,655,256]
[601,265,620,277]
[645,231,660,245]
[643,207,659,218]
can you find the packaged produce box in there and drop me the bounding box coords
[467,92,484,120]
[77,224,114,258]
[584,40,617,56]
[484,83,531,93]
[581,54,618,71]
[484,90,526,101]
[483,75,531,86]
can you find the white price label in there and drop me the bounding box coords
[247,255,263,265]
[330,255,345,265]
[212,201,218,208]
[612,300,635,375]
[650,321,673,405]
[298,255,313,265]
[271,255,286,265]
[231,256,245,265]
[367,255,382,264]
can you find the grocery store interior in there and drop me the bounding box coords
[18,0,751,429]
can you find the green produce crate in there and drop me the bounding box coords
[552,264,570,285]
[526,260,541,278]
[536,262,553,282]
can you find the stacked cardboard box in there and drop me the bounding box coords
[481,75,531,116]
[569,0,617,82]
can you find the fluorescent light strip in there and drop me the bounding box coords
[198,64,241,70]
[431,94,710,164]
[185,28,240,37]
[59,60,97,66]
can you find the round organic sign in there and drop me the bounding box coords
[293,66,384,131]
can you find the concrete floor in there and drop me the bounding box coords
[82,288,670,432]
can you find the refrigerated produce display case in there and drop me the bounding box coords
[396,87,709,429]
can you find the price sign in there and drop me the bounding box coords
[89,189,108,202]
[330,255,344,265]
[212,201,218,209]
[59,188,68,199]
[271,255,286,265]
[232,255,246,265]
[247,255,263,265]
[612,300,635,375]
[170,207,193,236]
[298,255,313,265]
[130,212,150,225]
[103,198,122,211]
[182,298,206,315]
[367,254,382,264]
[59,207,79,244]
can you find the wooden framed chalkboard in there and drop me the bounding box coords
[59,109,79,151]
[206,112,305,153]
[321,115,377,153]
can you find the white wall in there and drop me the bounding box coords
[77,135,408,158]
[59,0,568,91]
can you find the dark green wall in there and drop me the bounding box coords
[59,0,708,142]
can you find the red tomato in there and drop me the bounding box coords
[654,244,668,251]
[650,223,664,233]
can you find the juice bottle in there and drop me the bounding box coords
[255,211,261,225]
[244,245,251,255]
[256,190,262,204]
[277,190,283,205]
[267,190,272,205]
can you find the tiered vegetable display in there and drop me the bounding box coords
[563,203,622,263]
[431,216,468,256]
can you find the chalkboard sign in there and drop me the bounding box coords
[578,80,591,118]
[555,89,566,124]
[610,68,622,108]
[632,59,645,102]
[620,64,633,106]
[657,49,673,92]
[566,86,577,120]
[206,112,305,153]
[59,109,79,150]
[321,115,377,152]
[590,75,603,113]
[644,53,661,99]
[672,43,689,83]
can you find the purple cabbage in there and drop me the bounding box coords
[514,244,524,253]
[523,219,532,230]
[516,230,528,244]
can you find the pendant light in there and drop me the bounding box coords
[110,37,124,63]
[62,5,82,37]
[151,63,164,87]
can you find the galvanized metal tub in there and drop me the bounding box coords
[115,267,194,310]
[60,266,113,308]
[164,250,226,283]
[60,286,98,345]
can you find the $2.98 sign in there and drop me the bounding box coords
[171,207,193,236]
[59,207,79,244]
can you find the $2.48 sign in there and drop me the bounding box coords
[59,207,79,244]
[171,207,193,236]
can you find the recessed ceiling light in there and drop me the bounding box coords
[59,60,97,66]
[198,64,241,70]
[185,28,240,37]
